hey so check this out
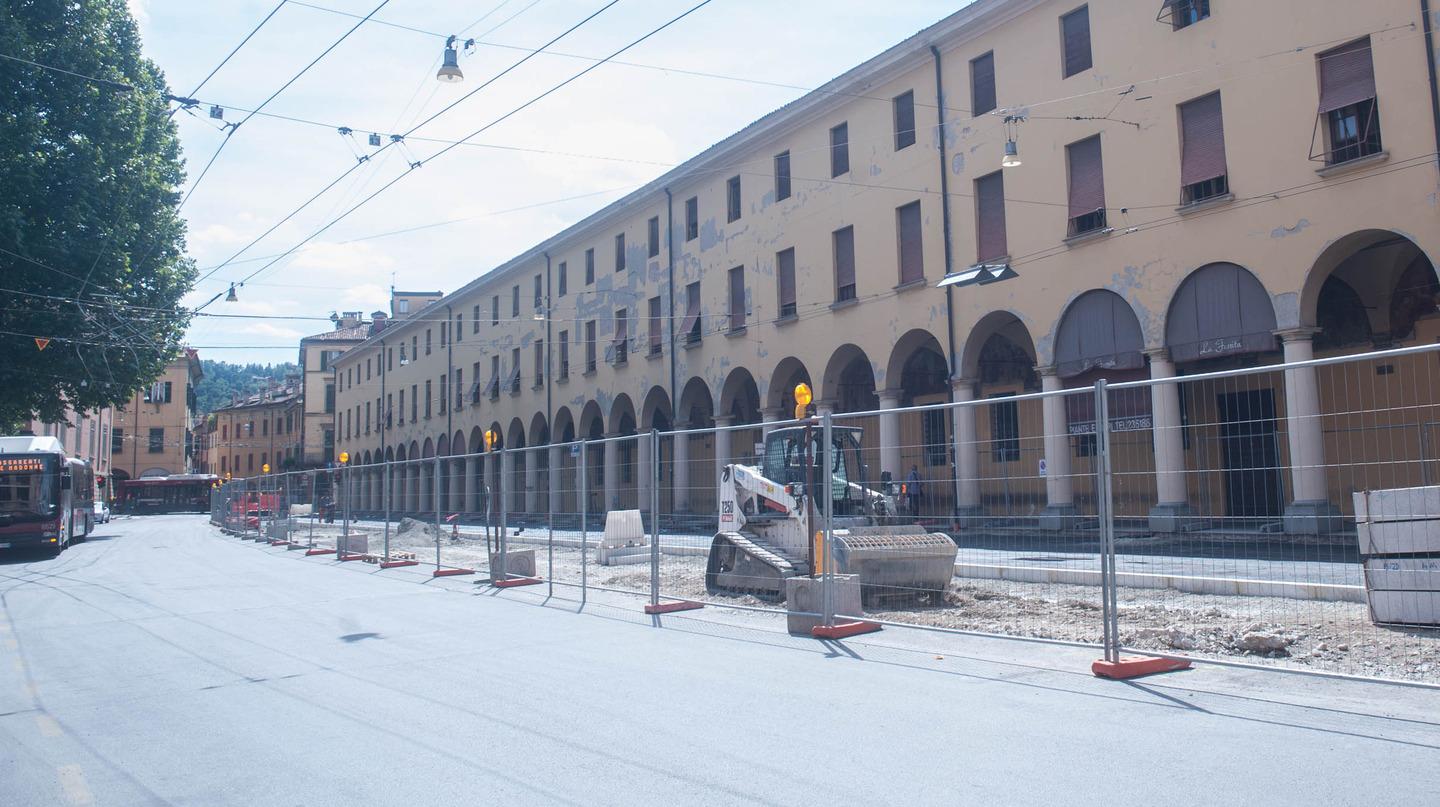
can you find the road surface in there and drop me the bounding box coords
[2,515,1436,806]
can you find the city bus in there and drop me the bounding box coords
[115,474,219,514]
[0,436,94,553]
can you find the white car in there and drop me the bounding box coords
[92,499,110,524]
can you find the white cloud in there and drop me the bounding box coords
[127,0,148,28]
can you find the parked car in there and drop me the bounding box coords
[92,499,110,524]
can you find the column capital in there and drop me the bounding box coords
[1274,327,1321,343]
[1036,364,1060,378]
[713,415,734,427]
[760,406,785,421]
[1143,347,1171,362]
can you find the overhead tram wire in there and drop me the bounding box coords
[190,0,625,292]
[227,0,719,295]
[175,0,395,212]
[167,0,290,118]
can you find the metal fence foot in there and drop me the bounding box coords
[644,600,704,615]
[1091,656,1192,680]
[433,568,475,578]
[811,621,882,639]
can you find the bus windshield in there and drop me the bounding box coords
[0,456,58,518]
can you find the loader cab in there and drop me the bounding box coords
[760,426,869,514]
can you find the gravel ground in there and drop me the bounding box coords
[310,524,1439,683]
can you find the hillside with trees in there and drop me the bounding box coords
[195,360,299,414]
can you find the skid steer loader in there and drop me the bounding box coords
[704,423,957,605]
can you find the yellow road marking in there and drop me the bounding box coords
[36,714,63,737]
[57,764,95,805]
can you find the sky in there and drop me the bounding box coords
[129,0,966,364]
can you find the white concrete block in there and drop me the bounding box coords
[1357,520,1440,555]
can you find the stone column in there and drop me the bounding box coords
[1277,329,1340,533]
[815,400,835,418]
[451,458,465,515]
[1039,368,1076,530]
[673,429,690,513]
[602,435,620,511]
[523,449,539,515]
[637,433,652,515]
[878,389,903,482]
[713,416,733,488]
[761,406,785,436]
[465,455,480,515]
[548,445,563,517]
[488,452,502,520]
[397,462,408,514]
[501,449,515,516]
[1146,350,1192,531]
[420,461,433,515]
[951,378,981,522]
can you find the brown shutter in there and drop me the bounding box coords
[971,52,996,115]
[612,311,627,347]
[649,298,661,350]
[777,249,796,307]
[1066,136,1105,219]
[1180,92,1227,186]
[679,284,700,337]
[729,267,746,330]
[834,227,856,290]
[1318,38,1376,113]
[897,202,924,284]
[975,172,1007,262]
[1062,6,1092,77]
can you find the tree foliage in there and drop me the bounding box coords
[0,0,193,428]
[195,360,299,415]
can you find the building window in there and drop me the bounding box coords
[896,201,924,285]
[585,248,595,284]
[262,419,268,437]
[776,247,797,319]
[1179,92,1229,204]
[438,375,446,415]
[366,358,372,380]
[396,298,409,314]
[611,309,628,365]
[1316,38,1380,165]
[534,274,543,310]
[398,389,405,424]
[1061,5,1092,78]
[975,171,1008,262]
[509,348,520,393]
[148,427,164,453]
[558,261,568,297]
[774,151,791,201]
[387,348,393,371]
[833,225,857,302]
[684,196,698,241]
[324,384,335,413]
[647,216,660,258]
[728,266,746,331]
[365,402,371,433]
[683,281,702,345]
[893,90,916,150]
[426,328,432,355]
[247,454,254,472]
[472,304,480,332]
[511,285,519,317]
[1065,135,1106,236]
[558,330,570,379]
[410,384,418,421]
[970,52,996,116]
[490,356,500,399]
[990,398,1020,462]
[455,314,462,342]
[726,175,741,222]
[111,427,123,454]
[1162,0,1209,30]
[585,320,597,373]
[830,122,849,177]
[922,409,948,467]
[614,233,626,272]
[491,295,499,325]
[534,341,544,385]
[411,335,417,361]
[399,343,407,365]
[648,296,662,356]
[440,321,447,347]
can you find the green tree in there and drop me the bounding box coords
[194,361,300,414]
[0,0,193,428]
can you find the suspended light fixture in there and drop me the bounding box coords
[436,35,464,83]
[225,283,238,303]
[1002,139,1022,168]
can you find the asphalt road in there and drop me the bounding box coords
[1,515,1436,806]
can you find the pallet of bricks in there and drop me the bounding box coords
[1353,486,1440,626]
[364,551,416,564]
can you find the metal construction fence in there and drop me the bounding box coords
[211,344,1440,685]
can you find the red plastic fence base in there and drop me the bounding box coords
[433,568,475,577]
[811,621,882,639]
[268,540,289,546]
[379,560,419,569]
[338,554,369,562]
[1091,656,1192,680]
[305,548,336,556]
[644,600,705,614]
[493,576,543,588]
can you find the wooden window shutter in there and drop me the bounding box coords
[975,171,1007,262]
[1180,92,1227,187]
[1066,136,1105,220]
[1318,38,1376,113]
